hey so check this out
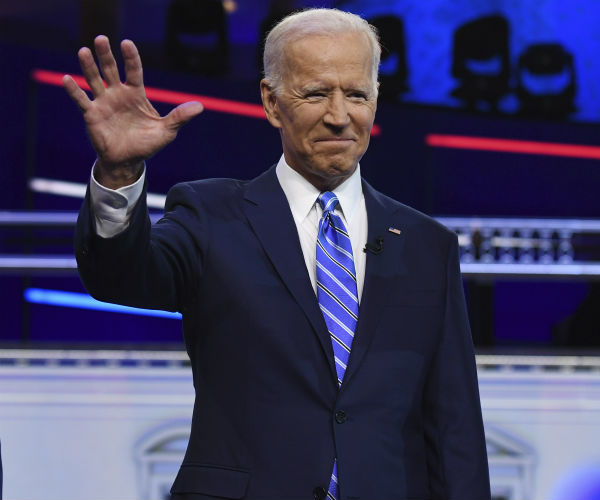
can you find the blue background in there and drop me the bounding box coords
[0,0,599,347]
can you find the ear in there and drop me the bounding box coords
[260,79,282,129]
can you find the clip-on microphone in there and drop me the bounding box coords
[363,237,384,254]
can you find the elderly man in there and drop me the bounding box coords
[64,8,490,500]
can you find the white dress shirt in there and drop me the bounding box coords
[275,156,368,301]
[89,163,145,238]
[89,154,368,300]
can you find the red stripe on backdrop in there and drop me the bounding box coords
[426,134,600,160]
[31,69,382,136]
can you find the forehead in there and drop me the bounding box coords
[282,32,373,86]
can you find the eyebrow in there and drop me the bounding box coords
[300,83,373,95]
[300,83,330,93]
[347,86,371,93]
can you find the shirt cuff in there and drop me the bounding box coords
[89,162,146,238]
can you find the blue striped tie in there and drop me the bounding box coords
[316,191,358,500]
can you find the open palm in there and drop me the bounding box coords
[63,36,203,184]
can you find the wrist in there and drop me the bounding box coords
[93,159,144,189]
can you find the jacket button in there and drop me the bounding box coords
[335,410,347,424]
[313,486,327,500]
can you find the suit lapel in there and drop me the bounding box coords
[242,167,337,381]
[342,180,403,387]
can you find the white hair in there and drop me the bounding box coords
[263,8,381,96]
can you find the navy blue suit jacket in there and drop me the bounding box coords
[75,166,490,499]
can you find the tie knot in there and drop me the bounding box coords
[318,191,339,213]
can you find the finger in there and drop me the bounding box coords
[164,101,204,131]
[62,74,92,111]
[121,39,144,87]
[78,46,106,96]
[94,35,121,86]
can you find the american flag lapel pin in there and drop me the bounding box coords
[388,227,402,235]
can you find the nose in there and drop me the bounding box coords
[323,93,350,129]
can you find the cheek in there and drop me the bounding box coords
[360,108,376,128]
[350,106,375,129]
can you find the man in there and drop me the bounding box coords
[64,9,490,500]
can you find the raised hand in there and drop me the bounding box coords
[63,35,204,188]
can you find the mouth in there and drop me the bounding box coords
[314,137,355,143]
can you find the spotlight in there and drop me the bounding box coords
[516,43,576,120]
[451,15,510,111]
[368,15,408,101]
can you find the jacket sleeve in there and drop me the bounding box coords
[74,180,207,314]
[423,233,491,499]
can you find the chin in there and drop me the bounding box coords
[325,160,357,177]
[312,164,355,188]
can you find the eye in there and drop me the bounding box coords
[349,91,368,100]
[305,91,326,99]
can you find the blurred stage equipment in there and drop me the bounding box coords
[516,43,576,120]
[257,0,295,78]
[367,15,408,101]
[165,0,229,75]
[451,15,510,112]
[438,217,600,347]
[3,210,600,278]
[437,217,600,278]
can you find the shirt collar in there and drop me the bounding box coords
[275,155,363,224]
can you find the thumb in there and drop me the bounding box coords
[164,101,204,131]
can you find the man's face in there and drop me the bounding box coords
[261,32,377,191]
